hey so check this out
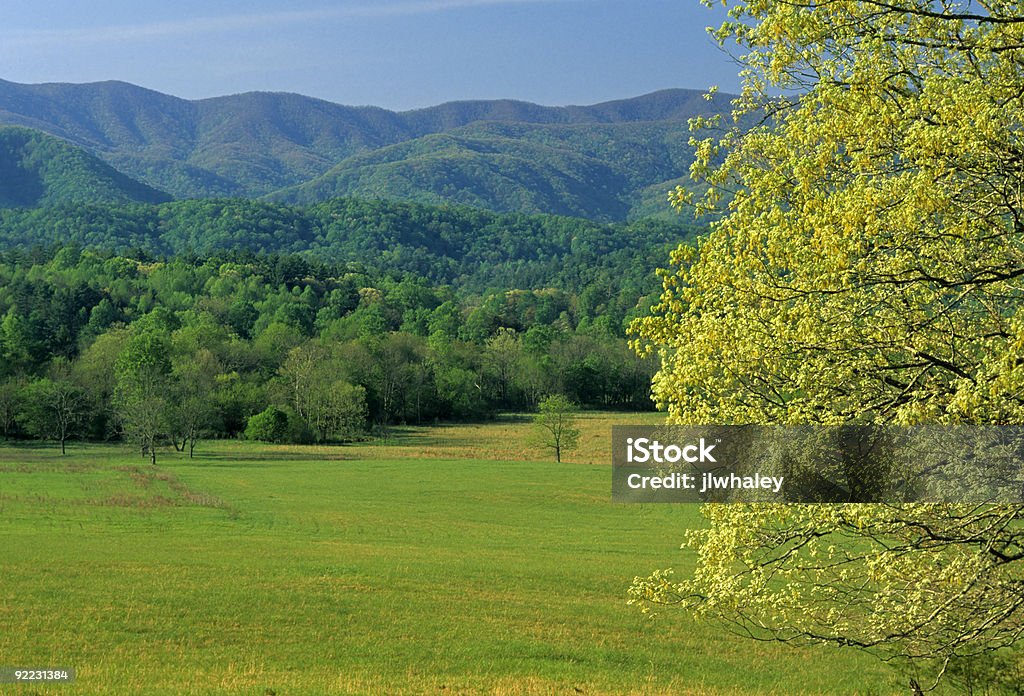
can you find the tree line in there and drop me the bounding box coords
[0,245,656,459]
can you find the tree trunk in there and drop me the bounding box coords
[60,437,66,456]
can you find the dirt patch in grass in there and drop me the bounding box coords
[114,465,232,510]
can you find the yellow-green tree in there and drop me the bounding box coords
[533,394,581,463]
[630,1,1024,688]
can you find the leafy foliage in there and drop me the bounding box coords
[0,242,660,454]
[533,394,581,463]
[244,406,291,443]
[629,0,1024,688]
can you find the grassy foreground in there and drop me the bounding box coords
[0,413,894,695]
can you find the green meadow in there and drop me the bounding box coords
[0,414,893,695]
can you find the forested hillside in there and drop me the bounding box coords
[0,127,170,207]
[269,121,697,220]
[0,197,698,293]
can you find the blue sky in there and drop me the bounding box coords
[0,0,738,110]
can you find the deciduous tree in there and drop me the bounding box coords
[170,348,222,457]
[18,374,85,454]
[630,0,1024,689]
[533,394,580,463]
[279,342,366,442]
[114,329,172,465]
[0,377,22,439]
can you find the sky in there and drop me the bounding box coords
[0,0,739,111]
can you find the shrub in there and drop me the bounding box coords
[243,406,289,443]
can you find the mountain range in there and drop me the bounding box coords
[0,79,731,220]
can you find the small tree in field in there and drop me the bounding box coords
[115,330,172,465]
[534,394,580,463]
[19,376,85,455]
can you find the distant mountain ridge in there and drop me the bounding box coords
[0,79,730,219]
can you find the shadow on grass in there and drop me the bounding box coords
[0,439,116,452]
[366,413,536,445]
[191,450,355,464]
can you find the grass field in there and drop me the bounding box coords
[0,413,897,695]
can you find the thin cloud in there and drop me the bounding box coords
[4,0,580,47]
